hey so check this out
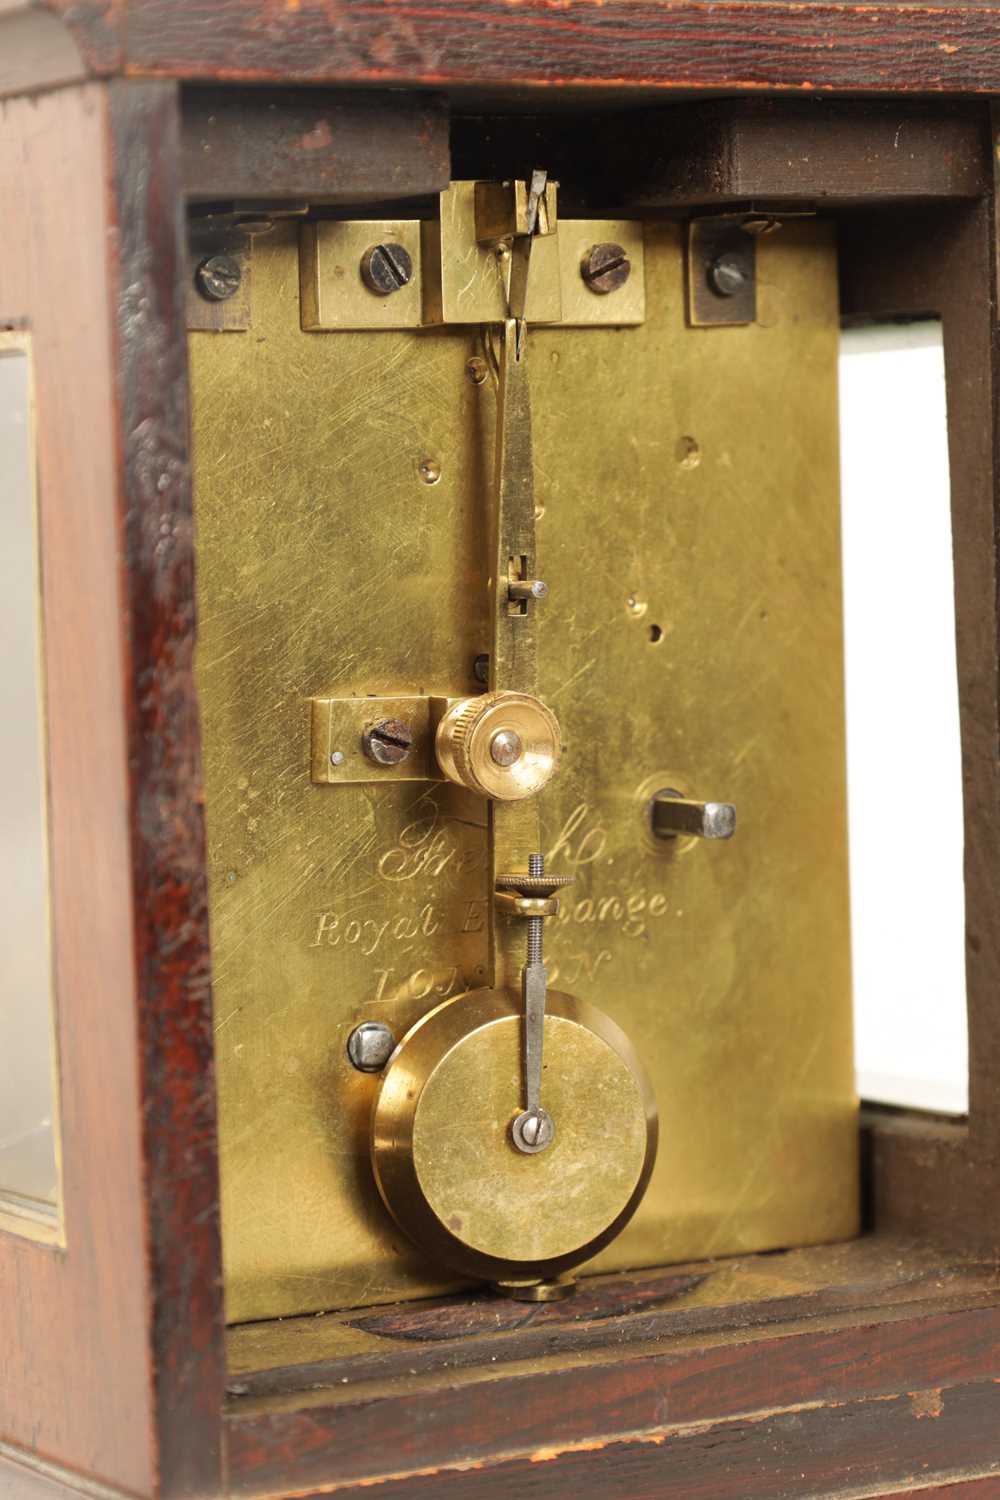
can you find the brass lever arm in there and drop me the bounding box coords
[487,317,545,978]
[507,167,548,356]
[487,316,541,696]
[486,310,559,1152]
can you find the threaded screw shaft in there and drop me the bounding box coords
[526,853,545,965]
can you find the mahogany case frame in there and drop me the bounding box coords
[3,6,1000,1498]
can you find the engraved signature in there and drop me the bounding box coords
[547,803,669,937]
[378,791,486,883]
[547,801,607,868]
[310,900,441,957]
[309,798,670,968]
[546,948,613,987]
[555,890,669,941]
[372,965,473,1005]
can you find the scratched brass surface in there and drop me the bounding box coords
[300,220,423,330]
[422,182,562,326]
[190,219,856,1324]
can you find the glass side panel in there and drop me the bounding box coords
[0,333,62,1238]
[839,321,968,1115]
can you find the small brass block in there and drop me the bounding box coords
[301,220,423,330]
[311,695,439,783]
[474,179,559,242]
[494,892,560,919]
[558,220,646,326]
[686,217,757,327]
[422,182,562,326]
[187,242,252,332]
[494,894,563,918]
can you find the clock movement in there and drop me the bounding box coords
[189,176,853,1317]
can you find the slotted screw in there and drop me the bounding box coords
[360,242,414,296]
[708,254,748,298]
[195,254,242,302]
[362,718,413,766]
[581,242,631,295]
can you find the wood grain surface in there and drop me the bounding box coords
[225,1241,1000,1496]
[3,49,1000,1500]
[228,1316,1000,1498]
[12,1,1000,97]
[0,77,225,1500]
[256,1386,1000,1500]
[117,0,1000,97]
[182,86,449,203]
[107,78,226,1500]
[0,81,155,1499]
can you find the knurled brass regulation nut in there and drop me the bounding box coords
[435,691,561,801]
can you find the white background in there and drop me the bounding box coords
[839,322,968,1115]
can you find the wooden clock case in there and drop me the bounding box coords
[3,5,1000,1497]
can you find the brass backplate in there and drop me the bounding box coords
[190,218,856,1324]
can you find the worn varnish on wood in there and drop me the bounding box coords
[16,2,1000,100]
[117,0,1000,97]
[0,78,224,1500]
[223,1237,1000,1498]
[0,82,155,1499]
[182,88,450,204]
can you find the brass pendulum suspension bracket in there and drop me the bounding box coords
[506,167,548,358]
[309,172,642,792]
[488,319,542,691]
[487,313,547,996]
[485,177,553,1001]
[484,183,568,1156]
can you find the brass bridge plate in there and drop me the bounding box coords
[190,219,856,1324]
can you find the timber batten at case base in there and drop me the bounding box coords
[2,6,1000,1498]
